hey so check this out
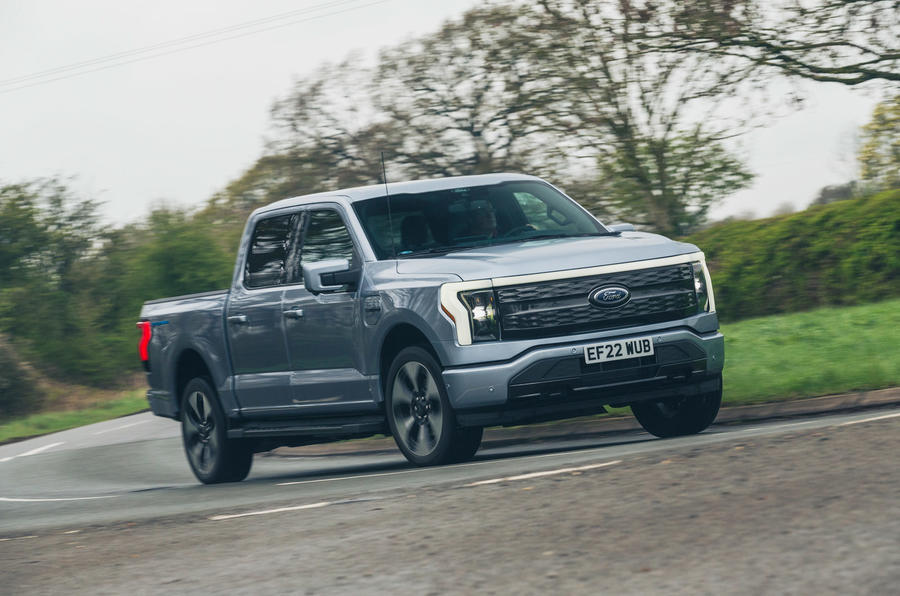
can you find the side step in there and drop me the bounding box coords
[227,415,387,440]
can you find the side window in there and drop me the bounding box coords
[301,209,356,268]
[244,214,299,288]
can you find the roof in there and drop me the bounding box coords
[256,172,543,215]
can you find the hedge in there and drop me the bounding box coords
[0,340,44,421]
[685,189,900,322]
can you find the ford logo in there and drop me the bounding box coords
[588,285,631,308]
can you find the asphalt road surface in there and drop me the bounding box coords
[2,407,899,594]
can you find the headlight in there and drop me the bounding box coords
[691,261,710,313]
[458,289,500,342]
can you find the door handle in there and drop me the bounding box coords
[283,308,304,319]
[227,315,248,324]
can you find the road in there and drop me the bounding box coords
[1,407,899,594]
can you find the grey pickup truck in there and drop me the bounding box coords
[138,173,724,483]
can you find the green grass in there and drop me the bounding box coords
[1,299,898,443]
[720,298,900,404]
[0,390,148,444]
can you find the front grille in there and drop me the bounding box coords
[497,263,697,339]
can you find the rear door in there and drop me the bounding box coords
[281,205,374,412]
[226,212,301,414]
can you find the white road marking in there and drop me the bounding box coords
[838,412,900,427]
[92,420,149,435]
[209,501,332,521]
[463,460,622,487]
[0,495,119,503]
[18,441,65,457]
[0,441,65,462]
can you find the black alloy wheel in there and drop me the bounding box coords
[386,346,482,465]
[181,377,253,484]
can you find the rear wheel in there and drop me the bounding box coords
[181,377,253,484]
[630,376,722,438]
[386,347,480,465]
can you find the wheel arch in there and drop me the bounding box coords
[173,348,214,420]
[379,323,441,395]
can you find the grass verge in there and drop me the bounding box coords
[0,390,147,444]
[720,298,900,404]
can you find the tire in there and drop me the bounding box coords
[386,346,476,466]
[630,376,723,438]
[181,377,253,484]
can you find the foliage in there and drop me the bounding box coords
[0,183,46,286]
[0,339,44,420]
[687,188,900,321]
[122,208,233,302]
[593,133,753,234]
[0,181,232,386]
[858,95,900,190]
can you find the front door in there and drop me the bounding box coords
[282,206,373,412]
[226,212,300,414]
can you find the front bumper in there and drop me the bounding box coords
[441,327,724,426]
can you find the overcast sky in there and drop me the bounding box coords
[0,0,885,226]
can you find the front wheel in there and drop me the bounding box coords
[630,376,722,438]
[181,377,253,484]
[386,347,480,466]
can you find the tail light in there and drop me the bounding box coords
[137,321,152,371]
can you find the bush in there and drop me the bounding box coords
[686,189,900,321]
[0,341,44,421]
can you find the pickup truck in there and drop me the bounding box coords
[138,173,724,483]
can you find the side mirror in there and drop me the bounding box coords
[607,223,635,233]
[303,259,358,293]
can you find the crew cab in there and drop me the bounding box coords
[138,173,724,483]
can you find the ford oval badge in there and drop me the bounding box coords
[589,285,631,308]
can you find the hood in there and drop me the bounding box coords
[395,232,699,281]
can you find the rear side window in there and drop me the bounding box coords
[301,209,356,267]
[244,214,300,288]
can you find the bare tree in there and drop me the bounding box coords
[645,0,899,85]
[373,5,565,179]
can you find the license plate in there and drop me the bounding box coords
[584,336,654,364]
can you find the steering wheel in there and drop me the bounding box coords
[503,224,537,237]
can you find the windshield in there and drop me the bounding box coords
[352,181,609,259]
